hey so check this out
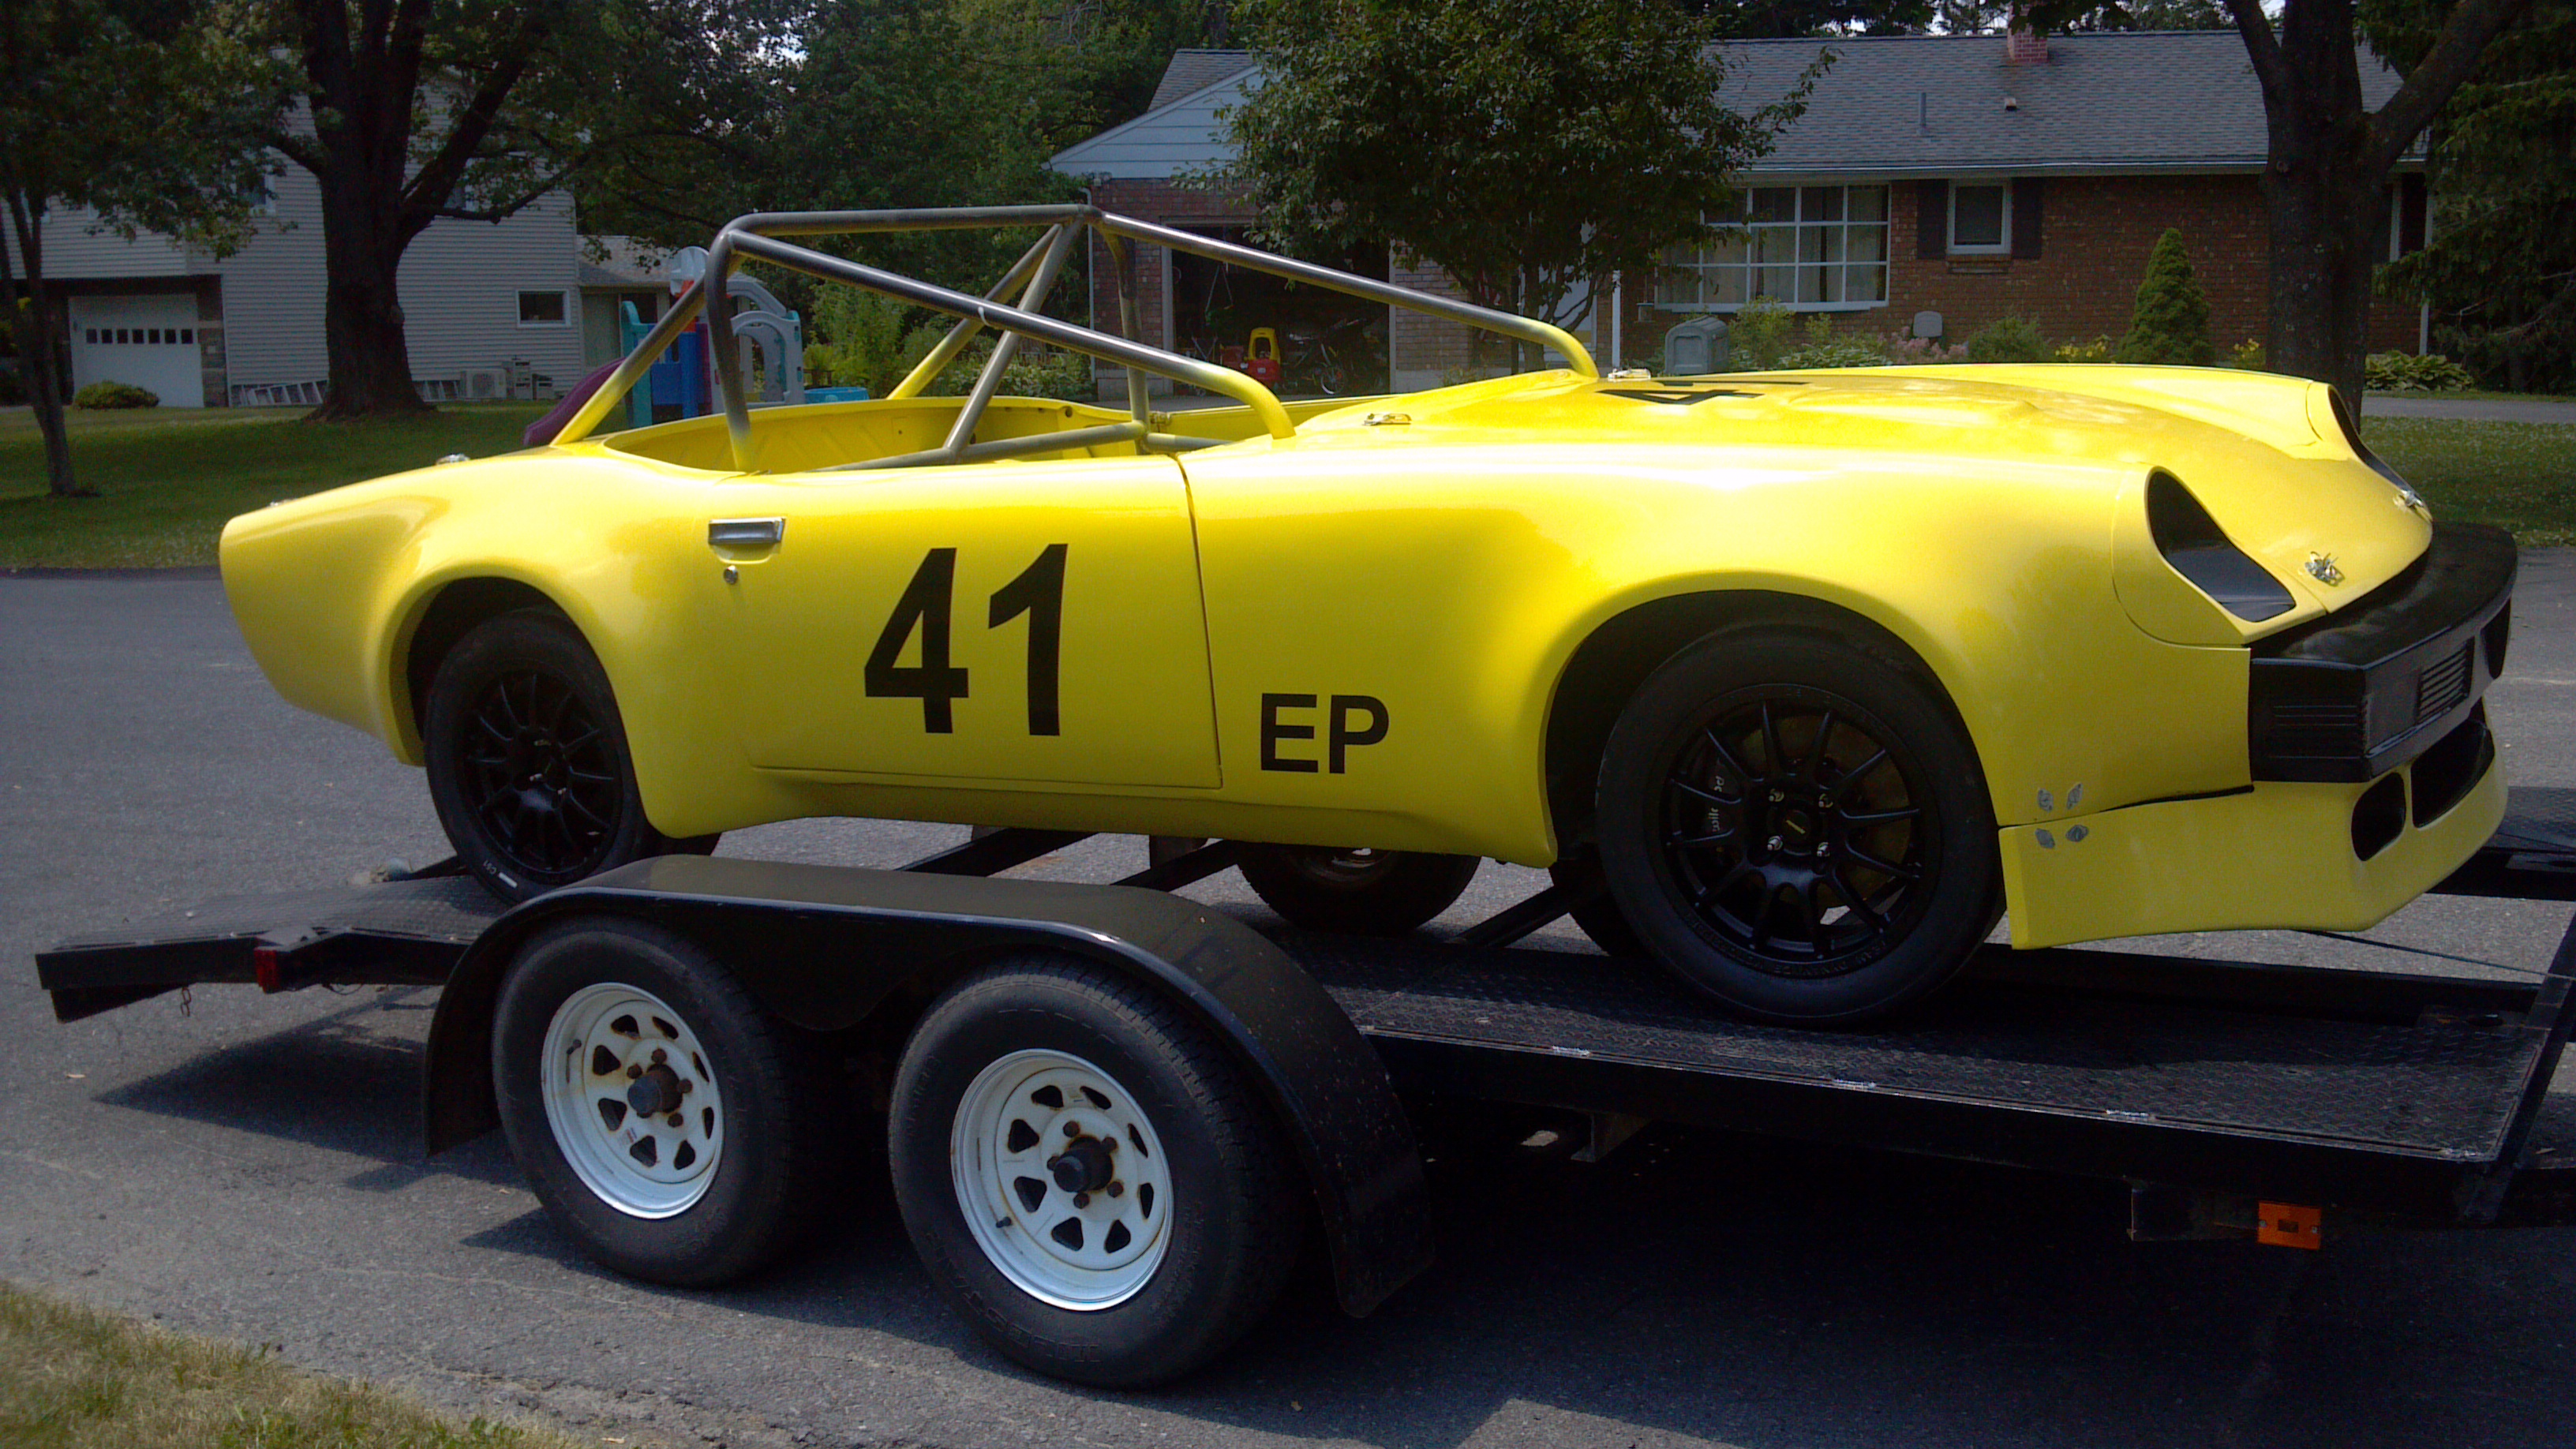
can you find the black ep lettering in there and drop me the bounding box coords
[1260,693,1319,772]
[1328,695,1387,773]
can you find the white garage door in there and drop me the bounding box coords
[69,294,205,408]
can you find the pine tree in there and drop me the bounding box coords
[2117,229,2216,366]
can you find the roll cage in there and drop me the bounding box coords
[550,205,1598,474]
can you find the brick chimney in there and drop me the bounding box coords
[2006,25,2049,64]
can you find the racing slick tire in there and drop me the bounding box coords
[1595,627,2000,1023]
[425,609,717,903]
[491,919,838,1286]
[1234,844,1479,935]
[889,957,1302,1387]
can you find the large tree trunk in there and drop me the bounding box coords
[310,165,430,420]
[3,189,83,496]
[2260,149,2387,406]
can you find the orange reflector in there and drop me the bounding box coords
[2256,1202,2322,1249]
[253,945,283,994]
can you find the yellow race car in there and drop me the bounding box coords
[220,206,2514,1022]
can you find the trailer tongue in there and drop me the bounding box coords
[35,788,2576,1385]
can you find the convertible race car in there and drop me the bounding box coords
[219,205,2514,1023]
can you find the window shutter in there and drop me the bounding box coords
[2011,178,2044,259]
[1918,180,1949,258]
[2399,173,2428,256]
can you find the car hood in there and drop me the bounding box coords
[1291,364,2433,623]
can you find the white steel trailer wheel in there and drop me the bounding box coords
[951,1048,1174,1310]
[540,981,727,1219]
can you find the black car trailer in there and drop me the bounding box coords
[35,789,2576,1387]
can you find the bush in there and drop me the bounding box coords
[805,290,912,395]
[1729,297,1796,370]
[72,380,158,409]
[998,346,1093,402]
[2116,230,2215,365]
[2226,337,2266,370]
[1773,313,1888,369]
[1965,315,2049,364]
[2364,350,2476,391]
[2053,335,2114,363]
[1883,334,1968,364]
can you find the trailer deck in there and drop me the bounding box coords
[37,788,2576,1237]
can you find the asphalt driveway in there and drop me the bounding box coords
[4,566,2574,1449]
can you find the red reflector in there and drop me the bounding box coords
[253,945,283,993]
[2256,1202,2322,1249]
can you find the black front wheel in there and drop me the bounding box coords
[424,609,715,902]
[1594,629,1999,1022]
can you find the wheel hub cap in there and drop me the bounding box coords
[952,1050,1174,1311]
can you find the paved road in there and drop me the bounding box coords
[2362,393,2576,424]
[5,567,2574,1449]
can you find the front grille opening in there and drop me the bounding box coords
[2146,472,2296,621]
[2352,773,2406,860]
[2409,702,2492,827]
[2484,599,2511,677]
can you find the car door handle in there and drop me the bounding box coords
[708,517,786,552]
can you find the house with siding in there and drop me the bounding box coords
[1050,32,2429,391]
[8,158,587,409]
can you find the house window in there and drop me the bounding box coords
[1657,185,1891,310]
[1949,183,2010,254]
[517,290,571,325]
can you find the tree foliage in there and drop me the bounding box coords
[1222,0,1815,369]
[0,0,285,495]
[2117,228,2217,364]
[2369,0,2576,390]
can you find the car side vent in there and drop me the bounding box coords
[2147,472,2296,622]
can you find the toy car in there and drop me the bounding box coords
[219,205,2514,1022]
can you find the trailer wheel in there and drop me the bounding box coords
[1235,844,1478,935]
[492,919,832,1287]
[425,609,716,904]
[1594,627,1998,1022]
[889,957,1301,1387]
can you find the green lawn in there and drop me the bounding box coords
[0,402,2569,567]
[0,405,547,568]
[0,1280,582,1449]
[2359,417,2576,547]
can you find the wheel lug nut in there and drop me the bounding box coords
[1767,836,1784,852]
[1073,1192,1091,1209]
[650,1049,667,1065]
[1107,1181,1124,1197]
[678,1078,692,1095]
[1769,789,1784,803]
[666,1113,683,1128]
[1065,1122,1081,1137]
[625,1065,642,1080]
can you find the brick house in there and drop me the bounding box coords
[1049,32,2428,391]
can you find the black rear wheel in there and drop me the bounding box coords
[1235,844,1479,935]
[1596,629,1998,1022]
[425,609,715,902]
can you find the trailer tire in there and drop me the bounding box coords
[1235,844,1479,935]
[889,957,1301,1387]
[492,919,835,1287]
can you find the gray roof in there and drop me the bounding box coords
[1051,33,2409,182]
[1148,48,1260,110]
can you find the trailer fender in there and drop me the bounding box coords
[422,855,1431,1315]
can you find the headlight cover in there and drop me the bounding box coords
[2146,471,2295,622]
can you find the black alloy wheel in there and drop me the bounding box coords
[1596,629,1998,1022]
[462,666,623,878]
[425,609,716,902]
[1659,690,1931,974]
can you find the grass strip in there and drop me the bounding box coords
[2360,417,2576,548]
[0,406,547,569]
[0,1279,587,1449]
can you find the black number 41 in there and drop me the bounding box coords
[866,544,1067,735]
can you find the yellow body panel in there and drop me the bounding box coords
[219,365,2486,952]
